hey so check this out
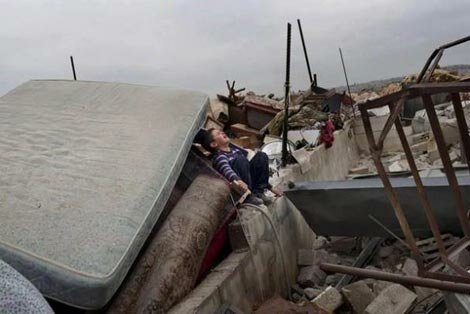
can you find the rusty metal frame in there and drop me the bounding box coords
[319,80,470,293]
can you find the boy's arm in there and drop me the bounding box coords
[213,154,240,182]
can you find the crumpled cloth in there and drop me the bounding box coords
[319,120,335,148]
[0,259,53,314]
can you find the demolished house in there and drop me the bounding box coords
[1,34,470,314]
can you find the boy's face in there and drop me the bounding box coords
[210,129,230,149]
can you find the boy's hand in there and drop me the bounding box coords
[233,180,249,193]
[270,186,283,197]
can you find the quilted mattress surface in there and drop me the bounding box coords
[0,80,208,309]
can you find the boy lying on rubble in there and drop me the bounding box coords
[201,128,282,205]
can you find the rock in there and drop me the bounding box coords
[255,296,329,314]
[388,160,409,172]
[297,249,339,266]
[304,288,323,300]
[450,150,459,162]
[450,248,470,268]
[411,141,427,154]
[365,284,417,314]
[311,286,343,312]
[372,280,394,295]
[442,118,460,146]
[297,265,327,287]
[312,236,329,250]
[401,258,418,276]
[324,273,344,286]
[378,246,394,258]
[388,160,404,172]
[328,236,358,253]
[292,293,303,303]
[291,283,305,297]
[409,132,429,145]
[427,139,440,163]
[342,280,376,314]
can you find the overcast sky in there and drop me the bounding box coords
[1,0,469,97]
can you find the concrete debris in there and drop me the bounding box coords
[327,236,358,254]
[297,265,327,287]
[292,293,304,303]
[371,280,394,295]
[311,286,343,313]
[297,249,339,266]
[312,236,329,250]
[365,284,417,314]
[410,141,428,154]
[291,283,305,297]
[254,296,328,314]
[304,288,323,300]
[388,160,409,172]
[349,165,370,175]
[325,273,344,287]
[341,280,376,314]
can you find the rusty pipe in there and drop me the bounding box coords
[320,263,470,294]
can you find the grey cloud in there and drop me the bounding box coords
[1,0,469,97]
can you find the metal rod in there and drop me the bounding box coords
[422,95,470,236]
[391,104,448,256]
[281,23,292,167]
[360,106,424,268]
[428,237,470,272]
[297,19,313,85]
[368,214,411,251]
[417,35,470,83]
[391,104,470,277]
[339,48,354,117]
[423,49,444,82]
[320,263,470,294]
[335,238,382,289]
[376,98,404,153]
[70,56,77,81]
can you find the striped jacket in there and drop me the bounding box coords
[212,143,248,182]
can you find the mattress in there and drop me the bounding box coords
[0,80,208,309]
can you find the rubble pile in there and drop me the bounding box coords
[348,98,470,179]
[352,68,463,102]
[203,81,355,171]
[258,236,453,313]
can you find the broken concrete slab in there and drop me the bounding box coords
[312,236,329,250]
[297,249,339,266]
[349,166,370,175]
[311,286,343,313]
[365,284,417,314]
[297,265,327,287]
[371,280,394,295]
[410,141,428,154]
[288,130,320,146]
[285,176,470,237]
[342,280,375,314]
[388,160,409,173]
[427,139,440,163]
[254,296,328,314]
[327,237,358,254]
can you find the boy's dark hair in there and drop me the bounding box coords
[200,128,216,153]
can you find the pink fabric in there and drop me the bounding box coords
[319,120,335,148]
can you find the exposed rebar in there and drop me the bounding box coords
[70,56,77,81]
[281,23,292,167]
